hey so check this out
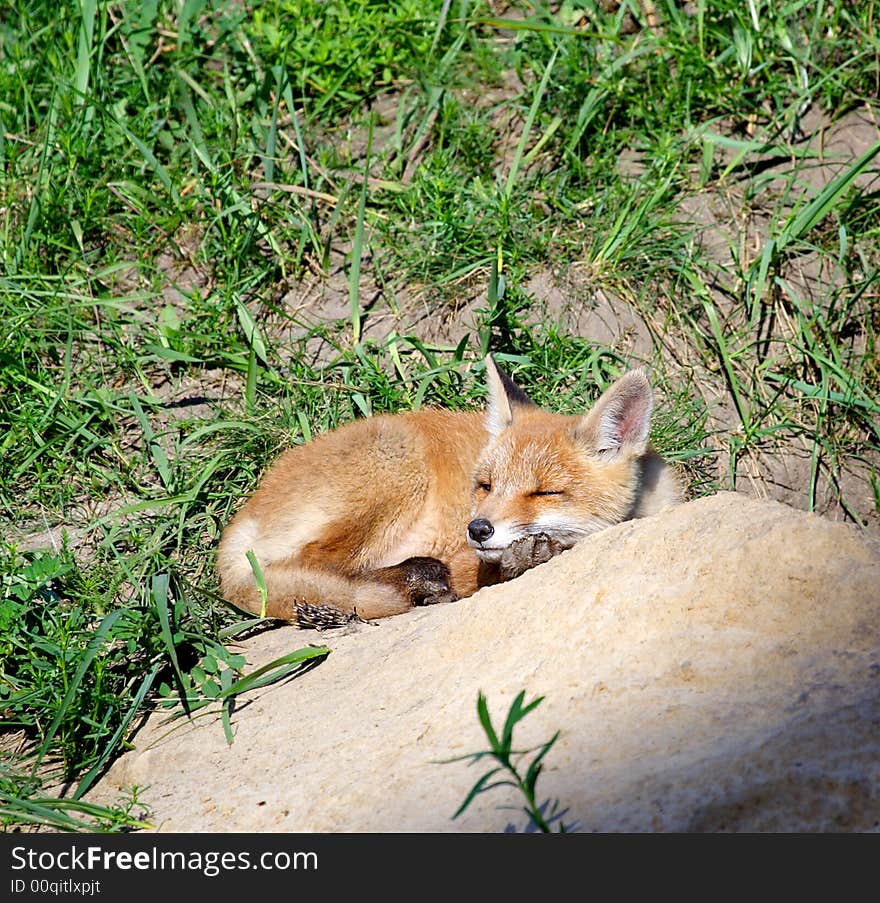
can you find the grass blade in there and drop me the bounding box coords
[778,141,880,252]
[476,691,501,754]
[151,574,187,712]
[451,767,511,820]
[245,550,268,618]
[129,393,173,490]
[349,113,375,345]
[219,647,330,698]
[75,0,97,99]
[505,47,559,198]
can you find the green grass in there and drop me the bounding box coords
[1,0,878,829]
[448,690,575,832]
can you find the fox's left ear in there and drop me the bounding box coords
[573,369,653,459]
[484,355,534,437]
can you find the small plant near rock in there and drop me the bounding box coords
[450,690,575,833]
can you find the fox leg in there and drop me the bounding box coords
[372,557,458,608]
[221,556,457,628]
[444,546,501,597]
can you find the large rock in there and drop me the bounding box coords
[97,492,880,832]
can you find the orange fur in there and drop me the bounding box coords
[216,358,682,623]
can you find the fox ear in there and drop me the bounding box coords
[574,369,653,458]
[484,355,534,437]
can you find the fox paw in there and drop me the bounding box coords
[378,557,458,607]
[294,602,362,631]
[499,533,568,581]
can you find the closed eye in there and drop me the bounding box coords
[531,489,564,497]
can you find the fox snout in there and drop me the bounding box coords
[467,516,510,564]
[467,517,494,544]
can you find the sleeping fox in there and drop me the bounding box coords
[216,357,681,626]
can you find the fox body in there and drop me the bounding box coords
[216,358,681,626]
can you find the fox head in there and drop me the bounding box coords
[467,356,657,563]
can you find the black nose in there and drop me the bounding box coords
[468,518,494,543]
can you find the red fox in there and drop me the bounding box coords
[216,357,681,626]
